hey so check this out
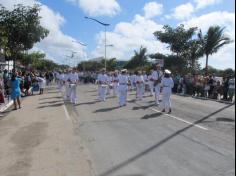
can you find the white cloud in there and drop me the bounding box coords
[0,0,87,66]
[194,0,222,9]
[183,11,235,69]
[92,14,169,60]
[143,2,164,19]
[172,3,195,20]
[67,0,121,17]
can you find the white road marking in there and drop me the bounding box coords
[63,104,71,121]
[150,108,208,131]
[127,98,209,131]
[59,91,72,121]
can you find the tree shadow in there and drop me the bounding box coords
[85,90,97,93]
[128,99,136,103]
[39,100,63,105]
[47,91,60,94]
[141,112,163,120]
[37,103,64,109]
[98,103,234,176]
[39,96,62,101]
[216,117,235,123]
[75,100,101,106]
[94,106,120,113]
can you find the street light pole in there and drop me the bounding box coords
[72,40,87,69]
[105,25,107,71]
[84,17,110,71]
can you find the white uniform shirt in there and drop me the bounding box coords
[143,74,148,82]
[36,77,46,88]
[118,75,128,85]
[97,74,108,84]
[135,75,144,84]
[69,73,79,83]
[151,70,163,81]
[148,75,153,81]
[161,77,174,93]
[229,78,235,89]
[130,75,136,83]
[113,76,119,83]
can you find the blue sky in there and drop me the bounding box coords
[1,0,235,69]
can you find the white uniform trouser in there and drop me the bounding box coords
[161,90,172,111]
[137,84,144,100]
[130,81,135,90]
[119,85,128,106]
[58,81,63,92]
[155,84,161,104]
[70,85,78,104]
[148,81,154,95]
[107,83,111,95]
[65,83,71,100]
[113,83,118,96]
[99,85,107,101]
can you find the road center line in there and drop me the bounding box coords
[127,98,209,131]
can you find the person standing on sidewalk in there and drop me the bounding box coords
[11,72,22,110]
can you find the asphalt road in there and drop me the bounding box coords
[66,84,235,176]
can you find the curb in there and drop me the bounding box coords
[0,100,13,113]
[174,93,235,105]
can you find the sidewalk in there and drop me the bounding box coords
[0,87,92,176]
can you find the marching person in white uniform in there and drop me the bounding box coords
[152,65,163,105]
[64,71,71,100]
[69,69,79,104]
[112,71,119,97]
[143,71,148,96]
[161,70,174,114]
[130,73,136,91]
[107,73,113,95]
[135,71,145,100]
[118,69,128,106]
[148,70,154,96]
[97,69,109,101]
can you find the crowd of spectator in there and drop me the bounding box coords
[0,69,55,109]
[173,74,235,102]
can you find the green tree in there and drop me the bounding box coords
[183,38,204,74]
[0,4,49,68]
[198,26,232,75]
[125,46,148,70]
[154,24,198,57]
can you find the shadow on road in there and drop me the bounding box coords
[98,103,235,176]
[75,100,101,106]
[37,103,64,109]
[94,106,120,113]
[39,96,62,101]
[141,112,163,120]
[39,100,63,105]
[133,104,155,111]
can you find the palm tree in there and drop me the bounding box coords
[199,26,232,75]
[126,46,148,70]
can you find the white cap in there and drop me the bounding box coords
[121,69,127,73]
[165,69,171,74]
